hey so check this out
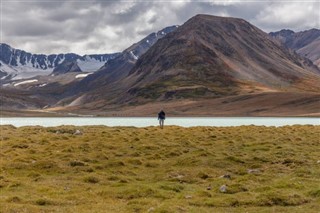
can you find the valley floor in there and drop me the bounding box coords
[1,92,319,117]
[46,91,320,117]
[0,125,319,212]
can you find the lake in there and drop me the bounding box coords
[0,117,319,127]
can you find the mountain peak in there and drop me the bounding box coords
[173,14,263,44]
[185,14,253,30]
[279,29,295,34]
[269,29,295,37]
[190,14,243,21]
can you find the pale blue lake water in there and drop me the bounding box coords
[0,117,319,127]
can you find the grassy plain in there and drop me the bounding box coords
[0,125,319,212]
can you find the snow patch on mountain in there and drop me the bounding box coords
[76,56,107,72]
[13,70,52,80]
[130,51,139,60]
[14,79,38,87]
[75,73,93,79]
[0,61,18,75]
[0,60,53,80]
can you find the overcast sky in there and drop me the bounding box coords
[1,0,319,55]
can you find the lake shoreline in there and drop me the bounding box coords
[1,117,319,127]
[1,112,320,118]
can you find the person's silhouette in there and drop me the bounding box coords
[158,110,166,129]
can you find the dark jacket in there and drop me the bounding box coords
[158,111,165,120]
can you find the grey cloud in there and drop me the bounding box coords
[3,18,60,37]
[137,29,156,36]
[148,16,158,25]
[5,25,57,38]
[253,1,320,32]
[26,0,66,9]
[1,0,319,55]
[44,8,82,22]
[94,0,119,7]
[105,2,151,26]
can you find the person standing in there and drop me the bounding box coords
[158,110,166,129]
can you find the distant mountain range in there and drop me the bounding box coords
[0,43,120,80]
[270,29,320,67]
[0,26,178,81]
[1,15,319,116]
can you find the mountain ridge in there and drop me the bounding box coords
[0,43,120,80]
[269,28,320,67]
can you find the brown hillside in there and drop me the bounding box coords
[119,15,320,103]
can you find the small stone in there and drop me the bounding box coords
[207,184,212,190]
[74,130,82,135]
[317,160,320,164]
[177,206,187,211]
[220,174,231,179]
[64,186,70,191]
[247,169,260,174]
[148,207,155,212]
[176,175,184,179]
[185,195,192,199]
[219,184,227,193]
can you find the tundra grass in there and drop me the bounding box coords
[0,125,319,212]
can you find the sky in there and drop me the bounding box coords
[1,0,319,55]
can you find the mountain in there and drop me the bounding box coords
[70,15,319,104]
[52,61,82,74]
[0,43,119,80]
[270,29,320,67]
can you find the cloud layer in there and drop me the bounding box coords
[1,0,319,55]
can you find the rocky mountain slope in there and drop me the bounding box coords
[66,26,179,96]
[270,29,320,67]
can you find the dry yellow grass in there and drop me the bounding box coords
[0,125,319,212]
